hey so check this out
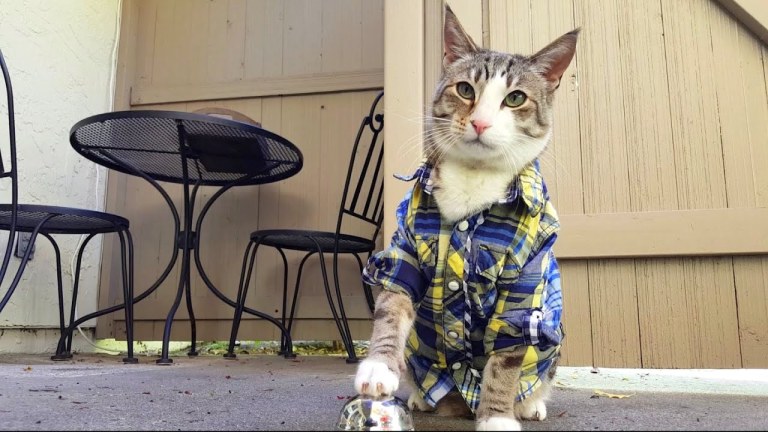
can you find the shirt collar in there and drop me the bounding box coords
[394,159,547,215]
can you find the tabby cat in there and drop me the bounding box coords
[355,5,578,431]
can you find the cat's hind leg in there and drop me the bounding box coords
[514,381,551,421]
[475,349,526,431]
[515,353,559,421]
[402,373,434,412]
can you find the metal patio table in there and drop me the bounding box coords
[69,110,303,364]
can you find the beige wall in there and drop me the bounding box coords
[0,0,121,353]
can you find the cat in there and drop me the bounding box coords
[355,5,578,432]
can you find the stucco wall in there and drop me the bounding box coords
[0,0,120,348]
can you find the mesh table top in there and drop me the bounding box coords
[70,110,303,186]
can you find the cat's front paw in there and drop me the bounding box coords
[476,416,522,431]
[354,358,399,397]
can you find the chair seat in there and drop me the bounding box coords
[252,229,375,254]
[0,204,129,235]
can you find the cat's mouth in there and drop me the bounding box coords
[464,138,495,151]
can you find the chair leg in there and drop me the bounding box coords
[57,234,96,359]
[308,239,357,363]
[225,240,258,359]
[331,250,358,363]
[119,230,138,364]
[46,235,72,361]
[282,251,315,354]
[185,253,198,357]
[276,248,289,355]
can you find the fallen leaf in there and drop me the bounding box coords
[593,389,633,399]
[557,411,568,417]
[23,366,32,372]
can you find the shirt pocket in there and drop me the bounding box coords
[473,243,508,284]
[414,235,438,280]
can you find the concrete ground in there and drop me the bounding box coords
[1,352,767,431]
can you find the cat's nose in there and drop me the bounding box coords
[470,119,491,135]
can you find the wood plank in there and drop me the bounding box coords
[557,207,768,258]
[205,0,247,83]
[321,0,362,73]
[282,0,322,76]
[361,0,384,71]
[709,3,757,208]
[134,0,157,88]
[529,0,583,215]
[242,0,281,80]
[423,0,443,109]
[96,0,140,339]
[572,0,639,373]
[131,70,384,105]
[714,0,768,45]
[636,257,741,368]
[755,45,768,207]
[383,0,424,240]
[486,0,508,51]
[558,261,593,367]
[588,260,641,367]
[733,257,768,367]
[662,0,728,210]
[618,0,678,212]
[574,0,631,214]
[447,0,484,45]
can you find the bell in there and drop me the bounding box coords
[337,395,415,431]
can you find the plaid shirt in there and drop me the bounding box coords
[363,160,563,412]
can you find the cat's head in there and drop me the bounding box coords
[427,5,579,173]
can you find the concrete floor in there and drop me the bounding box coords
[0,353,767,431]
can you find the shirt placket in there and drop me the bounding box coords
[444,213,484,379]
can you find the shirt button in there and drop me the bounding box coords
[457,220,469,232]
[447,331,459,339]
[448,280,461,291]
[451,362,462,371]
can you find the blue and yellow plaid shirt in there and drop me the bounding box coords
[363,160,563,412]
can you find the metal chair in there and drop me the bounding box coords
[0,49,137,363]
[225,91,385,363]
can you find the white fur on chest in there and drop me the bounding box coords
[432,158,514,223]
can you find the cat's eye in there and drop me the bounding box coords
[504,90,527,108]
[455,81,475,100]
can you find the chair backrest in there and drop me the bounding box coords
[0,49,21,284]
[335,91,385,244]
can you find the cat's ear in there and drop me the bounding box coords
[530,28,580,90]
[443,4,478,67]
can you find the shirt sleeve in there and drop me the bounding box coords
[484,232,563,355]
[362,189,426,302]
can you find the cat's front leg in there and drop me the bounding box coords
[354,290,415,398]
[475,349,527,431]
